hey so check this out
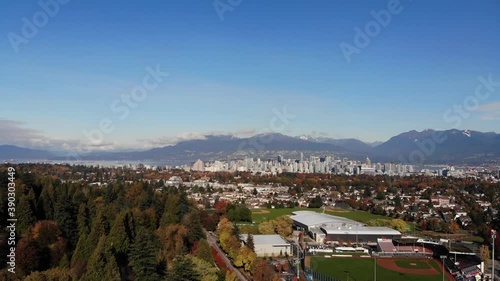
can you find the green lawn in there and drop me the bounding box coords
[324,209,389,223]
[251,207,316,223]
[310,257,452,281]
[395,260,431,269]
[251,208,390,224]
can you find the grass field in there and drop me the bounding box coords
[251,208,390,224]
[310,257,452,281]
[251,207,313,223]
[395,260,431,269]
[324,209,389,223]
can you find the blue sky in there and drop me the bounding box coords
[0,0,499,150]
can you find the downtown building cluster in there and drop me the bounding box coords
[185,155,499,179]
[188,154,419,176]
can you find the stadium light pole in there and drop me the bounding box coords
[373,252,377,281]
[440,255,447,281]
[493,230,497,281]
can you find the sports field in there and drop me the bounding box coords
[251,208,389,224]
[309,257,452,281]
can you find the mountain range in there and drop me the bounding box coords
[1,129,499,165]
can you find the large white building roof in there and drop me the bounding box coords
[291,211,363,227]
[291,211,401,236]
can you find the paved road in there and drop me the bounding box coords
[205,231,248,281]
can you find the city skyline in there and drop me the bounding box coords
[1,0,499,151]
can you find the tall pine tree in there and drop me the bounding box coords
[129,228,160,281]
[80,235,120,281]
[17,194,35,235]
[54,188,78,250]
[77,203,90,237]
[170,255,200,281]
[246,234,255,252]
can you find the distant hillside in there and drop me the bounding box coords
[316,137,374,154]
[0,145,53,160]
[3,129,499,164]
[80,133,347,161]
[373,129,500,164]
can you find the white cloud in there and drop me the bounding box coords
[0,119,134,152]
[0,119,261,151]
[477,101,500,120]
[0,119,48,147]
[139,128,257,148]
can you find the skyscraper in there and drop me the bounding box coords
[366,157,372,167]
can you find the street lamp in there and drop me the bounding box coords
[492,230,497,281]
[440,255,447,281]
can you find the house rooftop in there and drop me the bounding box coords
[240,234,290,246]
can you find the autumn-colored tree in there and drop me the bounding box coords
[427,218,441,231]
[421,221,427,231]
[450,222,460,234]
[141,207,159,230]
[479,245,490,265]
[273,216,293,237]
[252,259,275,281]
[258,216,292,237]
[202,215,217,231]
[225,235,242,259]
[192,256,219,281]
[213,247,228,272]
[125,183,144,208]
[390,219,408,233]
[272,274,282,281]
[195,238,214,264]
[225,270,238,281]
[159,224,189,261]
[217,217,235,236]
[17,236,46,276]
[276,263,282,272]
[24,268,74,281]
[32,220,61,247]
[49,237,67,267]
[234,246,256,272]
[215,200,229,216]
[258,221,275,234]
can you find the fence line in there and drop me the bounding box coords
[304,266,342,281]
